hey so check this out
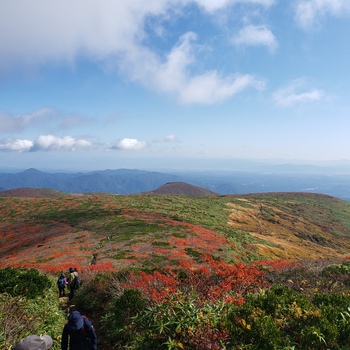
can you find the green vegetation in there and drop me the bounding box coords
[227,284,350,350]
[0,268,66,350]
[0,267,51,299]
[101,289,148,348]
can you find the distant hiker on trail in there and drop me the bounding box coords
[57,273,68,297]
[89,254,97,266]
[73,268,81,288]
[61,311,97,350]
[68,267,81,301]
[14,334,53,350]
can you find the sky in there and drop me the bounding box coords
[0,0,350,172]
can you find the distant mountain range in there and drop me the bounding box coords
[0,168,180,195]
[0,168,350,201]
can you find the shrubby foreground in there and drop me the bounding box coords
[3,259,350,349]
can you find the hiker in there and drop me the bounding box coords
[73,268,81,289]
[89,254,97,266]
[14,334,53,350]
[61,311,97,350]
[68,267,80,301]
[57,273,68,297]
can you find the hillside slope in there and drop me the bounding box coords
[1,192,350,273]
[0,188,71,198]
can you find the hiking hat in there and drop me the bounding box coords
[68,311,84,331]
[14,334,53,350]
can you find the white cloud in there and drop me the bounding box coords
[114,138,148,151]
[0,139,34,152]
[124,32,266,104]
[274,90,324,106]
[233,25,277,52]
[0,135,151,152]
[273,80,325,107]
[0,1,171,67]
[295,0,350,29]
[179,72,266,104]
[0,135,93,152]
[32,135,92,151]
[147,32,197,95]
[0,0,270,105]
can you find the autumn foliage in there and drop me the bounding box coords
[124,256,268,304]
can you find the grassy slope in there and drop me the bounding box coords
[1,192,350,273]
[0,188,71,198]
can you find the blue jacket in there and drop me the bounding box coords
[61,311,97,350]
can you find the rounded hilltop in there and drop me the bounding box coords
[146,181,218,196]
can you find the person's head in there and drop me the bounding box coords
[69,267,74,273]
[67,311,84,331]
[60,273,65,277]
[14,334,53,350]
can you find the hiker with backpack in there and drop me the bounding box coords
[68,267,81,301]
[57,273,68,297]
[61,311,97,350]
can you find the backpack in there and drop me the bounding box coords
[73,273,81,289]
[57,276,66,288]
[81,315,94,336]
[81,315,97,350]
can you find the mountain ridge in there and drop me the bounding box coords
[1,168,350,200]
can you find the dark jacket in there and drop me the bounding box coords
[61,311,97,350]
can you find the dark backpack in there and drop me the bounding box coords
[57,276,65,288]
[74,274,81,289]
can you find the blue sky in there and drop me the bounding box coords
[1,0,350,172]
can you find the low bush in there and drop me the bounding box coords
[0,269,66,350]
[131,291,231,350]
[100,289,148,349]
[0,267,51,298]
[227,284,350,350]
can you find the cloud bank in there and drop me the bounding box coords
[0,135,92,152]
[0,0,273,105]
